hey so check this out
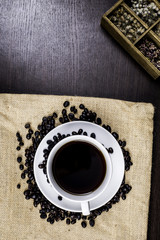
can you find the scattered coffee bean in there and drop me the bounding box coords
[21,172,26,179]
[89,218,95,227]
[16,132,20,138]
[58,196,63,201]
[73,108,77,114]
[28,129,33,135]
[17,183,21,189]
[79,104,85,109]
[78,129,83,134]
[112,132,119,140]
[68,113,74,120]
[71,219,76,224]
[90,133,96,138]
[59,117,64,123]
[70,106,75,112]
[19,164,24,170]
[17,157,22,163]
[122,141,126,147]
[26,133,31,140]
[53,112,58,118]
[62,109,67,115]
[66,218,70,225]
[72,131,77,135]
[83,131,88,136]
[108,147,114,153]
[25,123,30,129]
[16,146,21,151]
[40,213,47,219]
[63,101,70,107]
[81,221,87,228]
[96,117,102,125]
[122,194,126,200]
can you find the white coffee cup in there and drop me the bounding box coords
[47,135,112,215]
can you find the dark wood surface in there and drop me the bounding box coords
[0,1,160,239]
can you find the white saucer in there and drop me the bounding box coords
[34,121,124,212]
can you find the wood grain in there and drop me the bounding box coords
[0,1,160,239]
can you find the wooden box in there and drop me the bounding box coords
[101,0,160,79]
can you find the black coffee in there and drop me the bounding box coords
[52,141,106,194]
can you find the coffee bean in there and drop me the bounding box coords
[50,219,55,224]
[16,146,21,151]
[26,133,31,140]
[84,108,88,113]
[58,196,63,201]
[16,132,20,137]
[47,140,53,145]
[68,113,74,120]
[25,123,30,129]
[53,135,58,142]
[89,219,95,227]
[118,140,122,146]
[19,164,24,170]
[90,133,96,138]
[83,131,88,136]
[122,141,126,147]
[21,172,26,179]
[78,129,83,134]
[28,129,33,135]
[106,125,111,132]
[38,164,44,169]
[79,104,85,109]
[72,131,77,135]
[108,147,114,153]
[70,106,75,112]
[81,221,87,228]
[74,109,77,114]
[76,213,81,220]
[122,194,126,200]
[59,117,64,123]
[40,213,47,219]
[63,101,70,107]
[52,112,58,118]
[71,219,76,224]
[66,218,70,225]
[112,132,119,140]
[17,183,21,189]
[62,109,67,115]
[17,157,22,163]
[96,117,102,125]
[19,142,24,146]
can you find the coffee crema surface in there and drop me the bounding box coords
[52,141,106,194]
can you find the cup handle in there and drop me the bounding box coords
[81,202,90,216]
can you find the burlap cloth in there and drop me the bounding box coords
[0,94,154,240]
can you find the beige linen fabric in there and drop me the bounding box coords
[0,94,154,240]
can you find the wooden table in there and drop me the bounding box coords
[0,1,160,239]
